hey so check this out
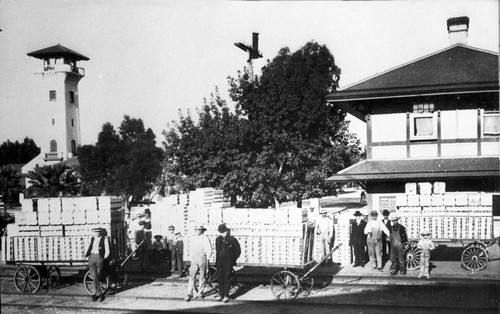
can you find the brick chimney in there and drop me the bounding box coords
[447,16,469,45]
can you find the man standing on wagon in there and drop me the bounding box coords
[316,211,334,265]
[215,223,241,303]
[85,227,110,302]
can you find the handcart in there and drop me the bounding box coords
[201,244,342,300]
[83,239,145,295]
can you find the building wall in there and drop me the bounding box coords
[369,109,499,159]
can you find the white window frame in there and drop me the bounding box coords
[482,111,499,136]
[409,112,437,141]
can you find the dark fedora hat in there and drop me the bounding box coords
[218,223,229,233]
[382,210,391,216]
[154,235,163,240]
[353,210,363,216]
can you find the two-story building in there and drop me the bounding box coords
[325,17,499,247]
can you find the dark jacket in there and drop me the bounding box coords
[85,236,109,259]
[215,235,241,267]
[349,219,367,246]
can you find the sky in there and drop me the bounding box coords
[0,0,498,149]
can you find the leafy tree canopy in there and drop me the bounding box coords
[164,42,363,207]
[79,115,164,206]
[25,163,80,198]
[0,137,40,166]
[0,165,22,211]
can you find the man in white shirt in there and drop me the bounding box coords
[316,211,334,265]
[185,225,212,301]
[364,211,390,271]
[85,227,110,302]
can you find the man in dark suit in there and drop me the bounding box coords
[215,224,241,303]
[349,211,367,267]
[381,209,392,263]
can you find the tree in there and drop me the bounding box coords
[0,137,40,166]
[227,41,362,207]
[163,90,244,193]
[0,165,22,213]
[25,163,80,198]
[78,115,164,207]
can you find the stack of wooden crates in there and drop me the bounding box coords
[1,195,126,264]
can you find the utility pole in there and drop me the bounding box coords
[234,32,263,82]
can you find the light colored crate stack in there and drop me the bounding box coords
[407,195,420,207]
[433,182,446,194]
[332,217,351,265]
[18,225,40,237]
[274,207,288,224]
[395,194,407,207]
[208,207,223,224]
[418,182,433,195]
[222,208,249,225]
[405,183,417,195]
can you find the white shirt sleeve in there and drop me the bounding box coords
[204,236,212,260]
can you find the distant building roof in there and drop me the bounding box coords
[326,157,500,182]
[27,44,89,61]
[326,45,498,104]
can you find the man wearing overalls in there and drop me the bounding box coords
[364,211,390,271]
[388,213,408,276]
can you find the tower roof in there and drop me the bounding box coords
[27,44,89,61]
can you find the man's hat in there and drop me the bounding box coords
[194,225,206,231]
[168,225,175,230]
[92,227,105,232]
[353,210,363,216]
[154,235,163,240]
[382,210,390,216]
[218,223,229,233]
[370,211,378,217]
[144,208,151,214]
[389,213,400,221]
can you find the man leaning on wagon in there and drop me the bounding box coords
[185,225,212,301]
[388,213,408,276]
[85,227,110,302]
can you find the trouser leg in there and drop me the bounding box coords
[187,262,199,296]
[89,254,104,296]
[217,264,232,298]
[397,245,405,273]
[374,240,382,268]
[389,245,398,272]
[198,260,207,294]
[367,241,376,268]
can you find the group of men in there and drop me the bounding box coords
[350,209,408,276]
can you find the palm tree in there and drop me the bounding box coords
[26,163,80,198]
[0,165,22,214]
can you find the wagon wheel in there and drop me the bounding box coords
[461,242,488,271]
[14,265,42,293]
[46,265,61,289]
[83,270,110,295]
[298,276,315,297]
[270,270,301,300]
[404,241,421,270]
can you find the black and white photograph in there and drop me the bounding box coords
[0,0,499,313]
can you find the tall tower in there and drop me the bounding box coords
[22,44,89,174]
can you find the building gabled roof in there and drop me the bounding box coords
[326,45,498,103]
[326,157,500,182]
[27,44,90,61]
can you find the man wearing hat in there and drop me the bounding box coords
[316,211,334,265]
[215,223,241,303]
[381,210,392,262]
[185,225,212,301]
[138,208,152,271]
[152,235,166,265]
[349,210,367,267]
[364,212,390,271]
[388,213,408,276]
[166,225,176,272]
[85,227,110,302]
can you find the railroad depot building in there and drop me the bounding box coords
[325,17,500,242]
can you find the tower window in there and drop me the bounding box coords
[71,119,74,127]
[50,140,57,152]
[49,90,56,102]
[69,91,75,103]
[52,118,55,125]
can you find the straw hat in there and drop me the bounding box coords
[389,213,400,221]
